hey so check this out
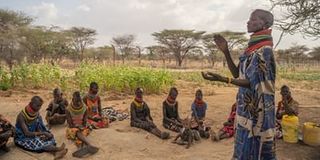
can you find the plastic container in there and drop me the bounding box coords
[303,122,320,146]
[281,115,299,143]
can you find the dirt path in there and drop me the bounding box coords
[0,85,319,160]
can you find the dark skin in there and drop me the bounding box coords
[131,89,167,138]
[16,103,53,139]
[172,119,193,149]
[66,99,93,147]
[280,88,297,116]
[131,89,154,124]
[16,100,67,157]
[0,115,14,152]
[46,91,68,126]
[163,90,182,126]
[83,86,102,121]
[131,103,153,124]
[202,11,268,88]
[192,91,205,125]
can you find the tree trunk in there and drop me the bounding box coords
[137,47,141,66]
[178,58,183,67]
[9,48,14,86]
[223,60,226,67]
[162,58,165,68]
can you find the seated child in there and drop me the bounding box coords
[211,103,236,141]
[275,85,299,139]
[0,114,15,153]
[46,88,68,128]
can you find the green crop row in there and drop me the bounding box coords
[75,63,174,94]
[0,63,319,93]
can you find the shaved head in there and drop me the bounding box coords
[253,9,274,29]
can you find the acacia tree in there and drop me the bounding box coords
[20,26,73,64]
[309,47,320,61]
[111,34,136,64]
[288,44,309,63]
[146,45,170,67]
[66,27,97,61]
[42,26,74,63]
[202,33,219,67]
[0,9,32,71]
[270,0,320,48]
[93,45,114,62]
[202,31,247,67]
[21,26,51,63]
[111,44,116,65]
[136,46,142,65]
[152,29,205,67]
[277,44,309,64]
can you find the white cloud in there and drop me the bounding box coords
[28,2,58,25]
[77,4,91,12]
[18,0,320,49]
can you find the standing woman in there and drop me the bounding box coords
[202,9,276,159]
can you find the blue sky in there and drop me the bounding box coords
[1,0,319,50]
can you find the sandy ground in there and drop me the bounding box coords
[0,83,319,160]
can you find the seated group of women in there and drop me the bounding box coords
[130,87,237,145]
[0,83,240,158]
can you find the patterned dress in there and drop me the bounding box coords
[233,45,276,159]
[66,104,91,147]
[221,103,237,137]
[83,94,108,128]
[15,107,56,152]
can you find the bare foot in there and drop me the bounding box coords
[57,143,65,151]
[72,147,89,158]
[87,145,99,155]
[161,132,170,139]
[1,145,10,152]
[54,148,68,160]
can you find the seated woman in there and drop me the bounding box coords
[191,89,210,139]
[211,102,236,141]
[66,91,99,158]
[0,114,15,153]
[130,88,170,139]
[14,96,67,159]
[276,85,299,139]
[163,87,183,132]
[83,82,108,129]
[46,88,68,128]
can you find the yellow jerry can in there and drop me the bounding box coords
[282,115,299,143]
[303,122,320,146]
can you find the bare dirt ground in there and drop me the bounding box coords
[0,82,319,160]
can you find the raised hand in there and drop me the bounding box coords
[213,34,229,54]
[201,72,224,82]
